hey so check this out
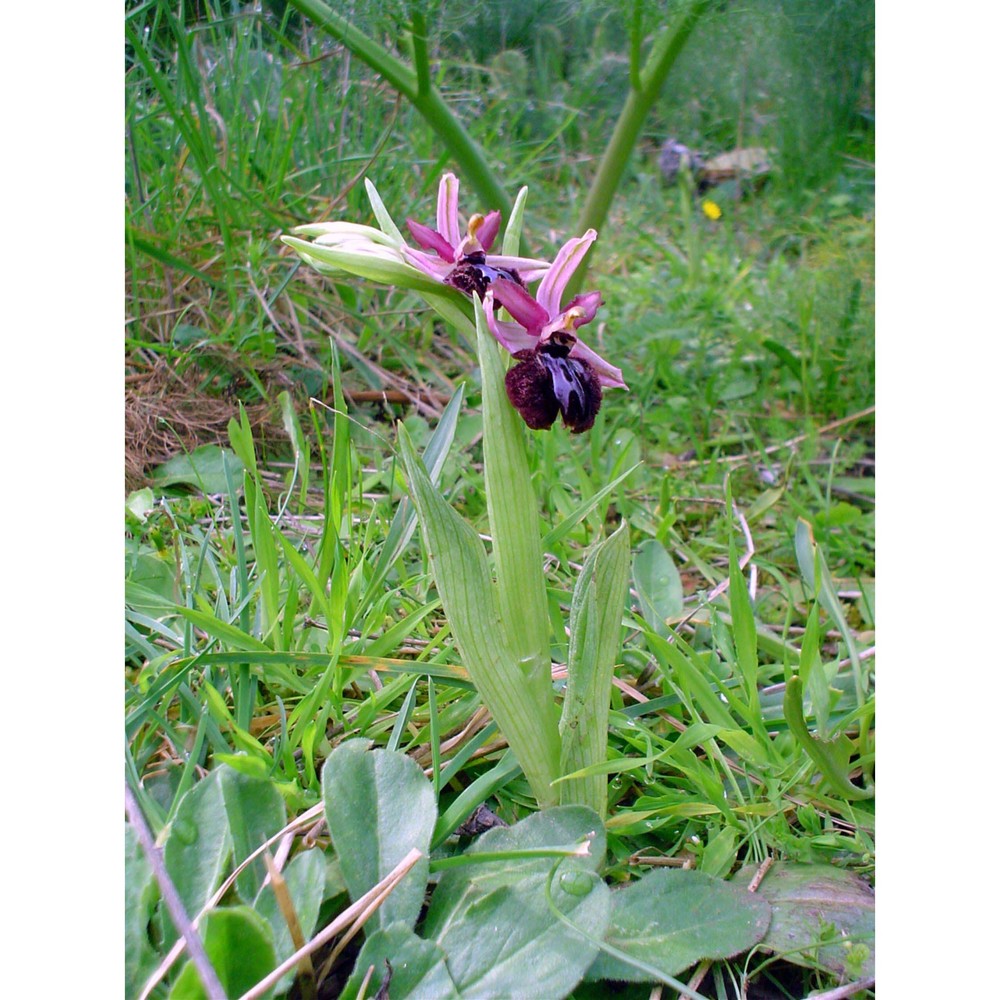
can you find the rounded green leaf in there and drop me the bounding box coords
[632,538,684,635]
[168,906,276,1000]
[425,806,610,998]
[322,739,436,932]
[218,765,288,902]
[339,922,460,1000]
[163,772,230,920]
[587,868,771,982]
[730,862,874,980]
[253,848,327,992]
[125,825,159,998]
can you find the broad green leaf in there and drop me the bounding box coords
[425,809,611,999]
[150,444,243,494]
[322,739,436,933]
[633,538,684,635]
[168,906,276,1000]
[253,848,327,994]
[425,806,606,928]
[339,922,461,1000]
[125,825,158,998]
[219,764,288,901]
[163,771,230,920]
[125,553,179,612]
[587,868,771,982]
[559,521,632,817]
[398,425,561,807]
[731,862,874,980]
[436,875,610,999]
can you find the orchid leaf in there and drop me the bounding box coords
[559,521,631,817]
[397,424,561,806]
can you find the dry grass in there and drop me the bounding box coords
[124,357,275,491]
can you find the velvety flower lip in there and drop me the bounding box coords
[505,334,604,434]
[483,230,627,391]
[402,172,550,286]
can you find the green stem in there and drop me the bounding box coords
[568,0,713,296]
[285,0,512,218]
[477,302,557,733]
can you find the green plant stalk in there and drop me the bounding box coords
[568,0,714,296]
[476,300,555,723]
[398,426,561,808]
[558,521,631,818]
[284,0,512,219]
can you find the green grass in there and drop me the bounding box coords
[125,2,874,996]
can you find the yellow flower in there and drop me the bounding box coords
[701,199,722,221]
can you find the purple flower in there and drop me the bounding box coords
[403,172,550,296]
[482,230,627,433]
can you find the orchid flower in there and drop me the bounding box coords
[481,230,627,433]
[404,172,550,296]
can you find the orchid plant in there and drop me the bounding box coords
[283,175,633,814]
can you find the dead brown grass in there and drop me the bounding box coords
[124,357,275,492]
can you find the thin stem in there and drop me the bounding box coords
[285,0,513,220]
[568,0,714,296]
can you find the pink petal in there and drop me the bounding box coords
[536,229,597,317]
[477,210,502,251]
[484,292,540,354]
[406,219,456,262]
[569,340,628,390]
[402,246,455,281]
[437,173,461,250]
[491,279,550,332]
[564,291,603,327]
